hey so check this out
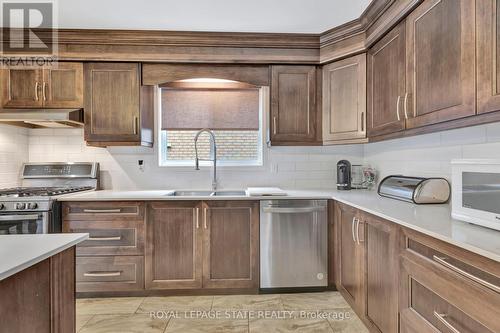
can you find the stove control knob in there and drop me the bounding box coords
[16,203,26,210]
[27,202,38,210]
[0,204,4,210]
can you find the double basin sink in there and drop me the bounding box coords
[166,190,247,197]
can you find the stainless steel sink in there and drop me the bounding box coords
[166,190,247,197]
[211,190,247,196]
[167,190,214,197]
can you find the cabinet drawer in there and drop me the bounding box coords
[400,254,500,333]
[76,256,144,292]
[63,202,144,220]
[64,220,144,256]
[407,238,500,294]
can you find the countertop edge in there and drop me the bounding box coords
[0,233,89,281]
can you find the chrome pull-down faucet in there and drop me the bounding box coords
[194,129,217,191]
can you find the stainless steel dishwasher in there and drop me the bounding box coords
[260,200,328,289]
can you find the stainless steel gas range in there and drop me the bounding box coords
[0,162,99,234]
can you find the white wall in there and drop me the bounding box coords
[363,123,500,181]
[28,128,363,190]
[3,122,500,190]
[0,124,29,188]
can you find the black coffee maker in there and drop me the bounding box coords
[337,160,351,190]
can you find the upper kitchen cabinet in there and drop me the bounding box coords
[270,65,319,145]
[322,54,367,144]
[477,0,500,114]
[367,22,406,138]
[0,63,83,109]
[84,62,154,147]
[404,0,475,129]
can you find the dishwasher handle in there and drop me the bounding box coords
[263,206,325,214]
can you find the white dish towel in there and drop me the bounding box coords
[246,187,287,196]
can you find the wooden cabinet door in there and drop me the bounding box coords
[477,0,500,114]
[334,202,365,313]
[1,68,43,108]
[145,202,203,289]
[362,213,399,333]
[367,22,406,138]
[405,0,475,129]
[43,62,83,108]
[84,63,140,142]
[270,65,318,144]
[322,54,366,143]
[202,201,259,289]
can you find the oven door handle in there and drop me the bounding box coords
[0,214,40,221]
[263,207,325,214]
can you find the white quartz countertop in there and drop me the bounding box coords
[58,189,500,262]
[0,233,88,281]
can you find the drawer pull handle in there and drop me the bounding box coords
[433,256,500,294]
[88,236,122,241]
[83,209,122,213]
[433,312,461,333]
[83,271,122,277]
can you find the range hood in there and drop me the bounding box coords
[0,109,84,128]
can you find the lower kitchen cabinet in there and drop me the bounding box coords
[145,200,260,291]
[145,201,203,289]
[334,201,399,333]
[202,201,260,289]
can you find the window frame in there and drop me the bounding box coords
[156,86,269,170]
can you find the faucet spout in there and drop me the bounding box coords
[194,129,217,191]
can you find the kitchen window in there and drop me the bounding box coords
[159,80,265,167]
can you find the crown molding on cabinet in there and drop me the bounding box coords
[0,0,422,64]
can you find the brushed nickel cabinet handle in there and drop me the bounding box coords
[204,208,208,229]
[84,271,122,277]
[83,209,122,213]
[351,217,357,243]
[396,95,401,121]
[42,82,47,101]
[404,93,409,119]
[195,208,200,229]
[433,256,500,293]
[34,82,39,101]
[433,312,461,333]
[361,112,365,132]
[273,116,277,135]
[134,116,139,135]
[88,236,122,241]
[356,219,363,244]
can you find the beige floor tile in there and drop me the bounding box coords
[77,297,145,315]
[280,292,349,310]
[327,309,369,333]
[165,318,248,333]
[76,315,94,332]
[250,318,333,333]
[137,296,214,313]
[79,314,168,333]
[212,294,283,310]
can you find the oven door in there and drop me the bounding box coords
[0,212,49,234]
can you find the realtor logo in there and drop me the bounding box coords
[1,0,57,67]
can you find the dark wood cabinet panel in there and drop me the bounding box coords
[477,0,500,114]
[202,201,259,289]
[271,65,318,145]
[334,202,365,314]
[43,62,83,108]
[367,22,406,138]
[84,62,154,147]
[322,54,366,143]
[1,68,43,108]
[145,201,203,290]
[362,213,399,333]
[405,0,475,129]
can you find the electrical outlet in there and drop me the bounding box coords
[138,160,144,172]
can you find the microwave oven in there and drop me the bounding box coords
[451,159,500,231]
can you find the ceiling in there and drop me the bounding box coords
[56,0,372,34]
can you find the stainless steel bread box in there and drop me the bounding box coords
[378,175,450,204]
